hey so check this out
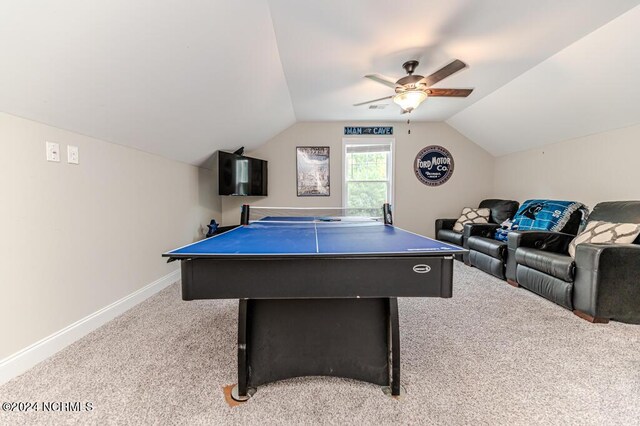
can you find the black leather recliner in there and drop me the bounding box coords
[467,204,582,280]
[506,201,640,324]
[435,199,519,262]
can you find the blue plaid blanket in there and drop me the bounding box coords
[495,199,588,241]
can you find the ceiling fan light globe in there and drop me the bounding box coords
[393,91,427,111]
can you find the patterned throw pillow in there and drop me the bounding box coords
[452,207,491,232]
[568,220,640,258]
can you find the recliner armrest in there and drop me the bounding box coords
[573,243,640,323]
[507,230,575,255]
[575,243,640,269]
[464,223,500,239]
[435,218,457,236]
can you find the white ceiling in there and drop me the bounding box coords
[1,1,639,164]
[269,0,639,122]
[0,0,295,165]
[447,5,640,156]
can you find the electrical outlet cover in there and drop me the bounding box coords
[46,141,60,162]
[67,145,79,164]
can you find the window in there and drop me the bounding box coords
[343,138,394,215]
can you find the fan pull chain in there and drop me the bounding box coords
[407,119,411,135]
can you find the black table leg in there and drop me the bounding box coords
[232,297,402,399]
[233,299,250,401]
[388,298,401,396]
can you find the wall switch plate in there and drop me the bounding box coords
[46,141,60,162]
[67,145,79,164]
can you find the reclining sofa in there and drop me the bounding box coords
[506,201,640,324]
[467,204,583,280]
[435,199,519,262]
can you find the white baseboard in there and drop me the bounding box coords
[0,269,181,386]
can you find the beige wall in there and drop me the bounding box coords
[493,123,640,209]
[0,112,220,359]
[221,122,495,237]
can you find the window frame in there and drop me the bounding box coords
[342,137,395,211]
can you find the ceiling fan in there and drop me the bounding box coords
[355,59,473,113]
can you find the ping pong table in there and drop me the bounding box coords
[163,205,465,401]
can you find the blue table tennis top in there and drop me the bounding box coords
[164,217,465,258]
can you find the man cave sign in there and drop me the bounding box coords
[414,145,455,187]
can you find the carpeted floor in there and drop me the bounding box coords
[1,263,639,425]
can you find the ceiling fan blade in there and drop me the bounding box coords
[353,95,393,107]
[427,88,473,97]
[364,74,399,88]
[423,59,467,87]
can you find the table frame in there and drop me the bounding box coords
[166,204,460,401]
[236,297,401,398]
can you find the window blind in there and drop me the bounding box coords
[345,144,391,154]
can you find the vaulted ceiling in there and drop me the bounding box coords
[1,1,639,164]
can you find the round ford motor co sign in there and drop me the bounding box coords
[414,145,454,187]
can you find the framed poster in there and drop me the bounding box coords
[296,147,330,196]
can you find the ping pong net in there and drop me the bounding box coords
[241,204,393,225]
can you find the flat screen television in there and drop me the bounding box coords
[218,151,268,196]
